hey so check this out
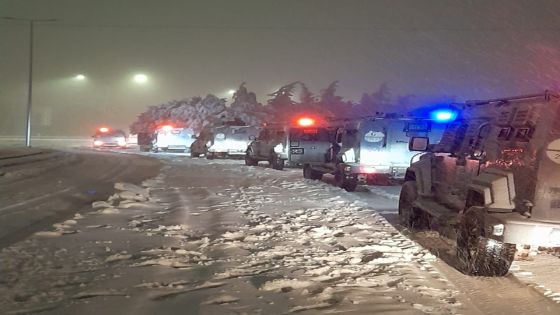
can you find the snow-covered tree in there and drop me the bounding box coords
[318,81,353,119]
[227,83,270,126]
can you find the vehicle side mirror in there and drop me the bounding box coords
[409,137,429,151]
[249,135,256,140]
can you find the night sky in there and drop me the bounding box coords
[2,0,560,136]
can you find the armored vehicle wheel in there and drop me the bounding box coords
[269,154,284,170]
[334,170,358,192]
[456,208,516,277]
[245,153,258,166]
[303,165,323,180]
[398,181,426,229]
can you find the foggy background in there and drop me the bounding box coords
[1,0,560,136]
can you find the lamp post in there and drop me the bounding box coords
[2,17,57,147]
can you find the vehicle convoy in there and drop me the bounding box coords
[207,125,260,159]
[151,125,196,153]
[92,127,127,148]
[400,92,560,276]
[245,124,289,170]
[297,115,444,191]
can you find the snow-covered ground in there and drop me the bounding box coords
[1,155,560,314]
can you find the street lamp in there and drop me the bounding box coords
[2,16,57,147]
[75,74,86,80]
[133,73,148,84]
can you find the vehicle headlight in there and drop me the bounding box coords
[343,148,355,163]
[492,224,504,236]
[274,143,284,153]
[93,140,103,146]
[117,139,127,146]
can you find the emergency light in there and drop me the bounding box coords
[297,117,315,127]
[430,109,458,123]
[99,127,109,133]
[161,125,174,131]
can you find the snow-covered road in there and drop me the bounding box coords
[1,153,560,314]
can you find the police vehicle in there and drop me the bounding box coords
[92,127,127,148]
[151,125,196,153]
[245,124,289,170]
[297,115,443,191]
[401,92,560,276]
[207,125,260,159]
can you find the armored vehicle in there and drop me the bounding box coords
[300,116,443,191]
[245,125,289,170]
[207,125,260,159]
[401,92,560,276]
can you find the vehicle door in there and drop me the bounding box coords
[289,127,332,164]
[254,129,268,157]
[358,120,387,165]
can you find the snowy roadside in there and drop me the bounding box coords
[0,157,477,314]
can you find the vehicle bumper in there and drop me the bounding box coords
[487,212,560,247]
[343,164,408,179]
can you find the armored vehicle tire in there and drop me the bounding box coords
[398,181,427,229]
[303,165,323,180]
[245,154,258,166]
[270,155,284,170]
[334,171,358,192]
[456,209,516,277]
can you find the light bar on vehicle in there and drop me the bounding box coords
[99,127,109,133]
[430,109,458,123]
[297,117,315,127]
[160,125,174,131]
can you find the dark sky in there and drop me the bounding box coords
[2,0,560,136]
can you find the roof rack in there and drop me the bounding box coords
[464,91,557,107]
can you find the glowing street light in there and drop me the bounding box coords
[228,89,236,95]
[75,74,86,80]
[133,73,148,84]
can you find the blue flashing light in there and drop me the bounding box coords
[430,109,458,123]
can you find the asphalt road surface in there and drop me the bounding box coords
[0,149,161,248]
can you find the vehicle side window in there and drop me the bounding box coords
[514,127,533,142]
[497,127,512,140]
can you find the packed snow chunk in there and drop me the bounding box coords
[289,303,332,313]
[348,245,403,254]
[92,201,113,209]
[105,253,132,263]
[261,279,315,292]
[72,290,126,299]
[222,231,245,241]
[114,182,149,196]
[201,294,240,305]
[100,207,120,214]
[119,191,148,202]
[34,231,62,237]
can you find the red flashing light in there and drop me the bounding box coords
[297,117,315,127]
[161,125,173,131]
[99,127,109,133]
